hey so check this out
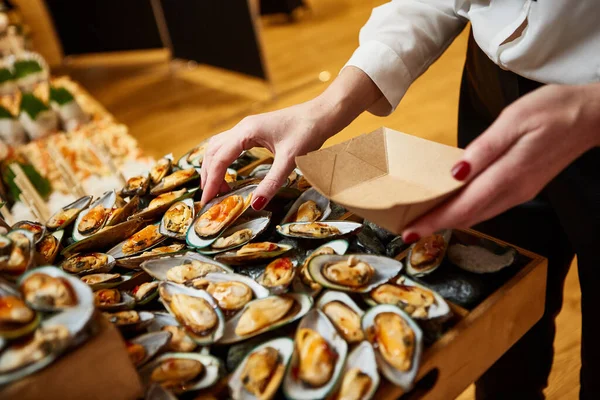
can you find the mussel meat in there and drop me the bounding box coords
[142,243,185,255]
[122,225,163,255]
[4,231,33,275]
[194,195,247,237]
[236,242,279,256]
[13,222,44,242]
[162,325,197,352]
[294,200,322,222]
[211,228,252,250]
[205,281,253,311]
[337,368,372,400]
[300,247,335,291]
[371,283,436,319]
[241,346,283,398]
[35,234,60,264]
[408,234,447,274]
[106,310,140,325]
[235,296,295,337]
[187,144,206,164]
[61,253,111,275]
[368,312,415,372]
[80,273,121,286]
[163,202,193,235]
[285,222,340,238]
[295,328,336,387]
[148,189,187,210]
[166,261,223,284]
[46,208,79,230]
[260,257,295,290]
[133,281,159,303]
[77,205,109,235]
[94,289,122,306]
[322,256,374,288]
[0,295,35,329]
[0,325,70,374]
[122,175,149,197]
[165,293,218,337]
[322,301,364,343]
[151,358,204,393]
[150,157,172,185]
[161,168,197,189]
[21,273,78,309]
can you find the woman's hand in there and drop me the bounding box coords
[402,83,600,243]
[200,67,384,210]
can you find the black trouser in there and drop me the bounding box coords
[459,32,600,399]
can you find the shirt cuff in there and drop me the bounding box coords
[343,40,413,117]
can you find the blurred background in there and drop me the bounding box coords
[2,1,581,397]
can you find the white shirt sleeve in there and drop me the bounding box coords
[344,0,468,116]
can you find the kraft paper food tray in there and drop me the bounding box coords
[295,127,465,234]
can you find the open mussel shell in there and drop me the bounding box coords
[19,266,93,313]
[406,230,452,277]
[214,243,293,266]
[159,198,195,240]
[72,191,117,242]
[60,252,116,276]
[178,142,207,170]
[0,235,12,258]
[159,282,225,344]
[333,341,380,400]
[61,218,146,257]
[106,310,155,334]
[147,313,199,353]
[139,352,221,394]
[282,309,347,400]
[0,295,41,340]
[229,337,294,400]
[107,223,166,259]
[256,257,297,295]
[447,242,518,274]
[202,272,270,300]
[12,221,46,244]
[276,221,362,240]
[3,230,36,278]
[80,273,131,291]
[186,185,256,249]
[361,304,423,391]
[115,243,187,269]
[122,174,150,197]
[219,293,312,345]
[197,217,270,255]
[141,252,232,282]
[308,254,403,293]
[106,195,140,227]
[46,195,93,230]
[281,188,331,224]
[150,168,200,196]
[131,281,160,305]
[130,188,195,222]
[365,275,451,321]
[95,289,136,311]
[34,230,63,265]
[292,239,350,297]
[247,163,271,179]
[150,156,173,186]
[316,290,365,344]
[129,330,172,368]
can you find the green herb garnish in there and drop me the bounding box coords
[50,86,75,106]
[20,93,49,120]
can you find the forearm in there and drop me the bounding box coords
[307,66,383,141]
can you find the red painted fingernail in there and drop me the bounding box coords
[404,232,420,244]
[252,196,267,211]
[451,161,471,181]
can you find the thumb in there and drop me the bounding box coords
[251,155,295,210]
[452,107,525,181]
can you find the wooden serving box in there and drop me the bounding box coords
[377,229,548,400]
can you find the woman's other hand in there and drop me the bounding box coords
[402,83,600,243]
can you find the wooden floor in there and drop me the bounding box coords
[53,1,581,398]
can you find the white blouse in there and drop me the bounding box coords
[344,0,600,116]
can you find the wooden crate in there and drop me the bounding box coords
[377,229,548,399]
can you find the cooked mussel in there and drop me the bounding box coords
[46,195,92,230]
[122,175,150,197]
[150,168,199,196]
[335,341,379,400]
[159,282,224,344]
[160,199,194,239]
[406,230,451,277]
[277,221,361,239]
[94,289,135,311]
[166,261,224,284]
[150,157,173,185]
[214,242,292,266]
[211,228,252,250]
[80,273,123,290]
[229,338,293,400]
[12,221,45,244]
[322,256,374,288]
[2,230,35,277]
[317,291,364,344]
[105,195,140,227]
[258,257,295,294]
[235,295,294,337]
[35,231,62,264]
[281,188,331,224]
[117,224,164,257]
[77,205,108,235]
[141,253,231,282]
[148,189,188,211]
[0,295,39,339]
[161,325,198,353]
[132,281,159,304]
[61,252,115,275]
[127,331,172,368]
[295,240,349,295]
[296,328,336,387]
[20,272,77,310]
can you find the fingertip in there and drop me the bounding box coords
[402,231,421,244]
[451,160,471,181]
[251,195,268,211]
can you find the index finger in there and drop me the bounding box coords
[200,140,244,205]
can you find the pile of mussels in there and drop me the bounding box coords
[0,143,520,399]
